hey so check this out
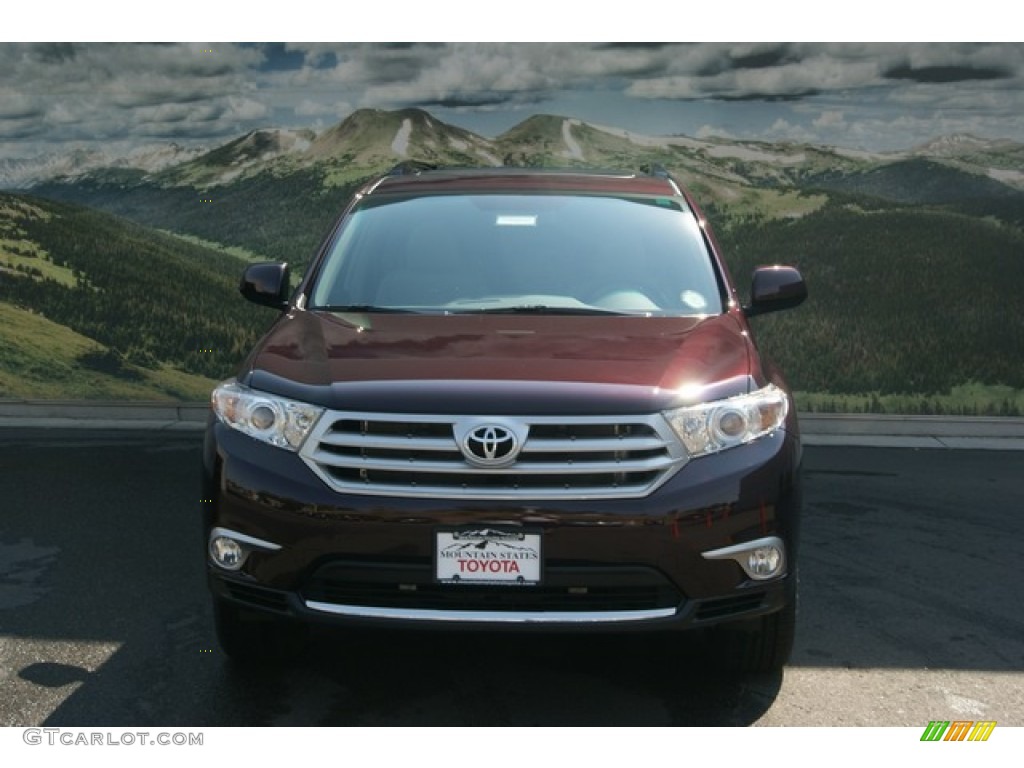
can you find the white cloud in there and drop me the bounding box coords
[1,42,1024,159]
[764,118,816,143]
[813,110,847,130]
[0,89,42,120]
[294,99,353,118]
[225,96,269,122]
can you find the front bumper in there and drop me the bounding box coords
[202,419,801,632]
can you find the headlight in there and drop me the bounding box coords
[211,381,324,451]
[663,384,789,458]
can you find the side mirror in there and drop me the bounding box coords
[744,266,807,317]
[240,262,290,310]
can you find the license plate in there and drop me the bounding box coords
[435,528,542,585]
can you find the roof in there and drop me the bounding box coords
[367,167,683,198]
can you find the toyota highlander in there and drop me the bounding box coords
[202,167,808,672]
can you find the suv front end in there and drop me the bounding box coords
[202,168,806,672]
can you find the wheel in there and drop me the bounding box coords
[715,573,797,674]
[213,598,306,664]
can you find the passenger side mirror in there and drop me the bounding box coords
[240,262,290,310]
[744,266,807,317]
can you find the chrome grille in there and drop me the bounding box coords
[300,412,687,499]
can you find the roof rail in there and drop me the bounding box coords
[639,162,671,179]
[386,160,438,176]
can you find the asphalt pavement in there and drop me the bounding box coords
[0,426,1021,726]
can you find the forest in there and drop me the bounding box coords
[33,169,366,269]
[0,193,271,390]
[4,164,1024,413]
[718,196,1024,411]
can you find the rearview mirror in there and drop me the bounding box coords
[240,262,290,310]
[744,266,807,317]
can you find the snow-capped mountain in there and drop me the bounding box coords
[158,128,315,186]
[5,108,1024,196]
[0,143,206,189]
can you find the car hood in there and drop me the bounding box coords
[242,310,757,414]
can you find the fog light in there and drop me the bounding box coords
[209,536,245,571]
[207,527,282,571]
[701,536,787,581]
[748,545,783,578]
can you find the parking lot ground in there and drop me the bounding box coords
[0,432,1021,726]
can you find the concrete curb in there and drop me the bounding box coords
[797,413,1024,450]
[1,400,1023,449]
[0,400,207,433]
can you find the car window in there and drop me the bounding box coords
[309,193,724,315]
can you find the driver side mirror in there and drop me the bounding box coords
[744,266,807,317]
[240,262,290,310]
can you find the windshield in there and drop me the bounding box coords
[309,193,724,316]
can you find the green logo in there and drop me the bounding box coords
[921,721,996,742]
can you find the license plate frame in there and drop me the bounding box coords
[435,527,542,585]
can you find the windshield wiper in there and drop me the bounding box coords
[312,305,426,314]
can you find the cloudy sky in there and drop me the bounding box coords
[2,40,1023,161]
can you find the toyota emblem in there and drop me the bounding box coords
[461,424,520,467]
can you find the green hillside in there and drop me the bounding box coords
[0,192,275,398]
[33,169,367,268]
[810,158,1023,206]
[9,109,1024,411]
[720,199,1024,403]
[0,302,213,400]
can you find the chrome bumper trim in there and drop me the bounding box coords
[305,600,676,624]
[209,527,282,552]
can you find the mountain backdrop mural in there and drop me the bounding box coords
[1,43,1023,413]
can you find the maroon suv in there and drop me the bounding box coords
[202,167,807,672]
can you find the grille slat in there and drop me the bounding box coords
[309,450,678,475]
[317,433,455,452]
[694,593,766,621]
[300,411,687,499]
[514,436,668,452]
[224,582,290,612]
